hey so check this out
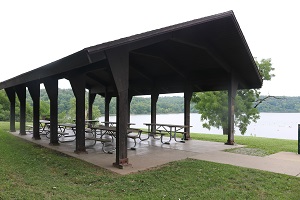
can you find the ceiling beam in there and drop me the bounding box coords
[170,38,231,73]
[129,62,154,82]
[129,88,144,96]
[131,51,187,79]
[86,73,108,88]
[171,37,247,87]
[159,55,187,79]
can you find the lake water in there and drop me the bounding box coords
[99,113,300,140]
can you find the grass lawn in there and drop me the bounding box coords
[191,132,298,155]
[0,121,300,199]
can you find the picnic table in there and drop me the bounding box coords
[73,119,99,128]
[101,121,135,127]
[90,125,142,150]
[85,119,99,128]
[54,123,77,142]
[143,123,191,144]
[39,120,50,134]
[85,125,114,153]
[58,123,76,133]
[43,123,76,142]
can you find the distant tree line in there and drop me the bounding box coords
[35,89,198,115]
[0,89,198,122]
[0,89,299,122]
[255,96,300,113]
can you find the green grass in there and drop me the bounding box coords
[191,132,298,155]
[1,121,300,199]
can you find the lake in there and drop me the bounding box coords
[99,113,300,140]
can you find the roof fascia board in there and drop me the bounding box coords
[229,14,263,84]
[0,50,91,90]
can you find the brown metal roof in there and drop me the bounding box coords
[0,11,262,95]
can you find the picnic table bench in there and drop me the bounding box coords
[26,125,33,134]
[85,136,114,154]
[39,120,50,134]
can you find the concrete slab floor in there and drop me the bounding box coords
[10,131,240,175]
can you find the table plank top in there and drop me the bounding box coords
[92,125,141,133]
[58,123,76,128]
[39,120,50,124]
[143,123,191,128]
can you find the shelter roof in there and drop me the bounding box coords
[0,11,262,96]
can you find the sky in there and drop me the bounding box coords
[0,0,299,96]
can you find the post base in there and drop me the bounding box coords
[113,158,130,169]
[49,142,60,146]
[225,140,235,145]
[74,149,88,154]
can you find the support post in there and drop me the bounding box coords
[298,124,300,154]
[69,74,87,153]
[106,45,129,168]
[128,94,133,124]
[105,93,112,126]
[44,79,59,145]
[15,85,26,135]
[151,91,159,133]
[5,88,16,132]
[226,74,238,145]
[184,85,193,140]
[28,82,41,140]
[88,90,96,120]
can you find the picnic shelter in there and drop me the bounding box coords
[0,11,262,168]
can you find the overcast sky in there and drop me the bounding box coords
[0,0,299,96]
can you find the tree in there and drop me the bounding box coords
[66,97,101,123]
[40,100,50,119]
[0,90,10,121]
[191,58,274,135]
